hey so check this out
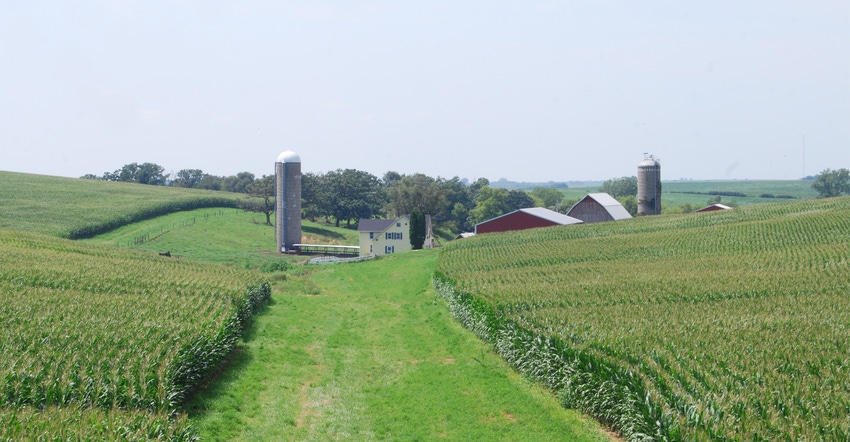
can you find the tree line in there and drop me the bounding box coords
[82,163,576,233]
[85,162,850,233]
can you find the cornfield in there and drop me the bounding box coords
[435,196,850,441]
[0,228,270,438]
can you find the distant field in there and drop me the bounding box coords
[562,179,817,210]
[0,170,244,238]
[0,228,269,440]
[436,196,850,440]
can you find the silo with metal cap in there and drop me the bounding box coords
[275,150,302,252]
[637,154,661,216]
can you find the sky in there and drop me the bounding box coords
[1,1,848,183]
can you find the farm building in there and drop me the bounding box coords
[455,232,476,240]
[567,193,632,224]
[696,203,732,213]
[474,207,583,234]
[357,214,434,257]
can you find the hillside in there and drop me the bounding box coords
[435,196,850,440]
[0,170,244,238]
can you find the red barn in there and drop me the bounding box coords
[475,207,583,234]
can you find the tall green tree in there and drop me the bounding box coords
[387,173,448,219]
[599,176,637,198]
[812,168,850,198]
[243,175,275,226]
[101,162,166,185]
[409,210,426,250]
[506,189,535,211]
[172,169,206,188]
[530,187,564,209]
[325,169,382,227]
[469,187,511,225]
[222,172,255,193]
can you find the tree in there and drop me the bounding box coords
[812,168,850,198]
[409,210,426,250]
[600,176,637,198]
[195,174,222,191]
[530,187,564,209]
[135,163,167,185]
[301,172,329,222]
[243,175,275,226]
[469,187,511,225]
[222,172,255,193]
[325,169,382,227]
[100,162,166,185]
[172,169,206,188]
[506,189,535,211]
[386,173,448,219]
[618,195,638,216]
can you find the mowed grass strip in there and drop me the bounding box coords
[188,250,613,441]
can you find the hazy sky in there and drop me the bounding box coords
[2,1,848,182]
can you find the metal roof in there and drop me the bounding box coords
[475,207,583,230]
[518,207,584,225]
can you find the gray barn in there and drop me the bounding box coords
[567,193,632,224]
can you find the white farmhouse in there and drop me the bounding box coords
[357,215,433,257]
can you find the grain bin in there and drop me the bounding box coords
[637,154,661,216]
[275,150,302,252]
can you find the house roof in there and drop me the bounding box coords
[581,193,633,220]
[357,215,410,233]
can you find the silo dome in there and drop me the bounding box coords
[638,157,660,168]
[276,150,301,163]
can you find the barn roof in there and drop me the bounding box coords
[518,207,584,225]
[582,193,633,220]
[476,207,583,230]
[696,203,732,212]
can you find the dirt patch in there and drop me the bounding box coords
[442,358,455,364]
[501,411,518,423]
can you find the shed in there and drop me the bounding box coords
[475,207,583,234]
[696,203,732,213]
[567,193,633,224]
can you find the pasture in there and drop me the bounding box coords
[436,196,850,440]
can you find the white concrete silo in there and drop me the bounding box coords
[275,150,302,252]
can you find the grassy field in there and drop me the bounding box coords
[0,170,244,238]
[81,208,358,267]
[187,250,611,441]
[435,196,850,441]
[1,172,615,440]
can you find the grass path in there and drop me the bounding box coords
[187,249,613,441]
